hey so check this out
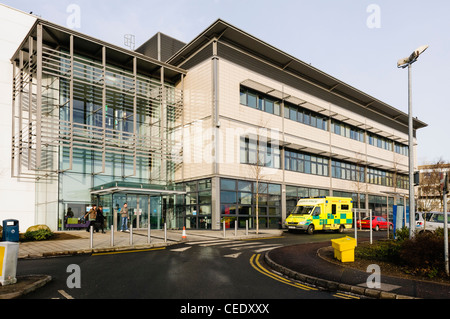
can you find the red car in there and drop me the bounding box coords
[356,216,393,231]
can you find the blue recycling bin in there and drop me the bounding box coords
[2,220,19,242]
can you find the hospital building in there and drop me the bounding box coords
[0,4,427,232]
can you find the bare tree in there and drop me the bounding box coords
[244,120,275,234]
[418,159,450,212]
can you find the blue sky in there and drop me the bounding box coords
[3,0,449,164]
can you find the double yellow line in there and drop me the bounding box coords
[250,254,360,299]
[249,254,317,292]
[92,247,166,256]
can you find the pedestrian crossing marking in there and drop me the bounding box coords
[253,245,283,253]
[221,242,263,248]
[231,244,281,251]
[186,240,235,245]
[171,247,192,252]
[199,241,242,247]
[179,238,283,255]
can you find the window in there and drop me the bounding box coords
[240,86,281,116]
[240,137,281,169]
[312,207,321,216]
[284,101,328,131]
[367,133,393,151]
[285,149,329,177]
[332,160,365,182]
[331,120,364,142]
[395,142,409,156]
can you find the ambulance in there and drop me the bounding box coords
[285,197,353,235]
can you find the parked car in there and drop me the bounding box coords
[356,216,393,231]
[416,212,425,228]
[419,212,450,233]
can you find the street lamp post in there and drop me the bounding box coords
[397,45,429,239]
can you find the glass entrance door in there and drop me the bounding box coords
[138,195,149,229]
[127,195,138,229]
[113,194,127,231]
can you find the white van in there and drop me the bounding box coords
[417,212,450,233]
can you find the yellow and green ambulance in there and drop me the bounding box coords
[285,197,353,235]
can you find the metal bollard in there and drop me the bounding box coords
[90,225,94,249]
[164,223,167,243]
[235,221,237,237]
[223,221,226,238]
[111,225,114,247]
[246,220,248,236]
[130,226,133,245]
[147,222,151,244]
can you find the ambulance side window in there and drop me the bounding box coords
[332,204,337,215]
[313,207,321,216]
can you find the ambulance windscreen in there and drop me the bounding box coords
[291,206,314,216]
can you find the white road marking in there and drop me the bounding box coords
[58,290,74,299]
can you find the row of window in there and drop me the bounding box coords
[240,87,281,116]
[331,121,365,143]
[240,142,408,189]
[240,137,281,169]
[240,86,409,156]
[284,150,329,177]
[284,102,328,131]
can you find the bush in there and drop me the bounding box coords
[399,231,446,278]
[356,240,402,264]
[356,229,450,279]
[24,229,54,241]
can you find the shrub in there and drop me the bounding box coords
[355,240,402,264]
[24,229,54,241]
[395,226,411,242]
[399,231,446,277]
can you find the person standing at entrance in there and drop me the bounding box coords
[120,203,129,232]
[84,205,97,232]
[96,205,106,233]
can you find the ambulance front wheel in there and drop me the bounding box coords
[306,224,314,235]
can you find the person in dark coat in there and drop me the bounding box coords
[96,205,106,233]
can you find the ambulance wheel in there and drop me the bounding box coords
[306,224,314,235]
[336,225,345,233]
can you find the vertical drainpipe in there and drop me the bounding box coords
[212,40,221,230]
[212,40,220,174]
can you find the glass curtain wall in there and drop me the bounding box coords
[55,50,180,230]
[220,178,282,229]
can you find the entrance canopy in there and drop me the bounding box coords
[91,182,186,196]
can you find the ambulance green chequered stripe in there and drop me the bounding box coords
[249,254,317,292]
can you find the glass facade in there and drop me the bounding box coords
[220,178,282,229]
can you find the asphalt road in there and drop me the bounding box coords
[16,230,385,303]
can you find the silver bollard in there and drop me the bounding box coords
[147,222,151,244]
[235,220,237,237]
[90,225,94,249]
[223,221,226,238]
[130,226,133,245]
[164,223,167,243]
[111,225,114,247]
